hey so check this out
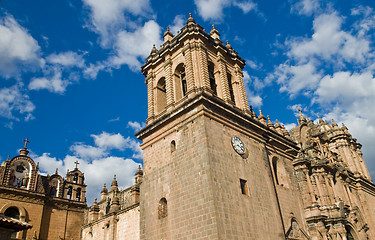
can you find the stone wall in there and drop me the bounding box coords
[81,205,140,240]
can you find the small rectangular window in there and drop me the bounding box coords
[240,179,249,196]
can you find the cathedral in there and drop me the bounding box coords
[0,139,87,239]
[2,14,375,240]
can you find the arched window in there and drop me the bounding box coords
[5,207,20,238]
[227,73,235,103]
[272,158,279,185]
[171,140,176,153]
[345,226,357,240]
[158,198,168,219]
[67,186,73,200]
[156,77,167,114]
[174,63,187,101]
[4,207,20,219]
[208,62,217,95]
[76,188,81,201]
[272,157,290,188]
[73,173,78,183]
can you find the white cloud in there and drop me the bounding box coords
[70,144,108,159]
[110,20,162,70]
[82,0,152,46]
[194,0,257,21]
[46,51,85,68]
[29,71,71,94]
[315,71,375,104]
[0,15,41,78]
[246,59,259,70]
[351,6,375,37]
[243,71,263,107]
[127,121,145,132]
[233,0,257,14]
[108,117,120,122]
[83,62,106,79]
[169,15,185,35]
[275,61,322,96]
[92,132,127,150]
[0,84,35,120]
[89,131,143,159]
[288,13,370,64]
[291,0,320,16]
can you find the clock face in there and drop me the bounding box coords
[231,136,246,155]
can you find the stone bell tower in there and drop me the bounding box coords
[136,14,306,240]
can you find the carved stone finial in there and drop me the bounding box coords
[163,27,174,42]
[55,168,58,175]
[267,115,275,130]
[187,13,195,25]
[226,40,232,50]
[101,183,108,194]
[258,110,267,125]
[110,175,118,192]
[151,44,158,55]
[210,24,220,40]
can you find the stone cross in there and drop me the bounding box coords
[74,160,79,169]
[23,138,30,149]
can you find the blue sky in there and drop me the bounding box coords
[1,0,374,204]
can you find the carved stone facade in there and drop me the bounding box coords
[0,144,87,240]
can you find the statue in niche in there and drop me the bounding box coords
[16,162,26,173]
[21,171,29,187]
[9,170,16,186]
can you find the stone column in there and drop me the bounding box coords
[304,169,316,204]
[354,147,371,179]
[146,73,154,121]
[217,52,230,102]
[323,174,335,204]
[337,141,359,174]
[198,42,210,91]
[344,182,353,207]
[183,43,195,93]
[337,176,350,205]
[313,174,324,206]
[164,58,174,106]
[328,175,338,202]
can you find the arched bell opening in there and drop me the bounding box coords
[174,63,187,101]
[156,77,167,114]
[208,62,217,95]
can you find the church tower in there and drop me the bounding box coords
[136,14,305,239]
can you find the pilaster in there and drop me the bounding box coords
[146,73,154,121]
[217,52,230,102]
[183,43,195,94]
[197,42,210,92]
[164,58,174,106]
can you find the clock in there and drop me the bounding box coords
[231,136,246,155]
